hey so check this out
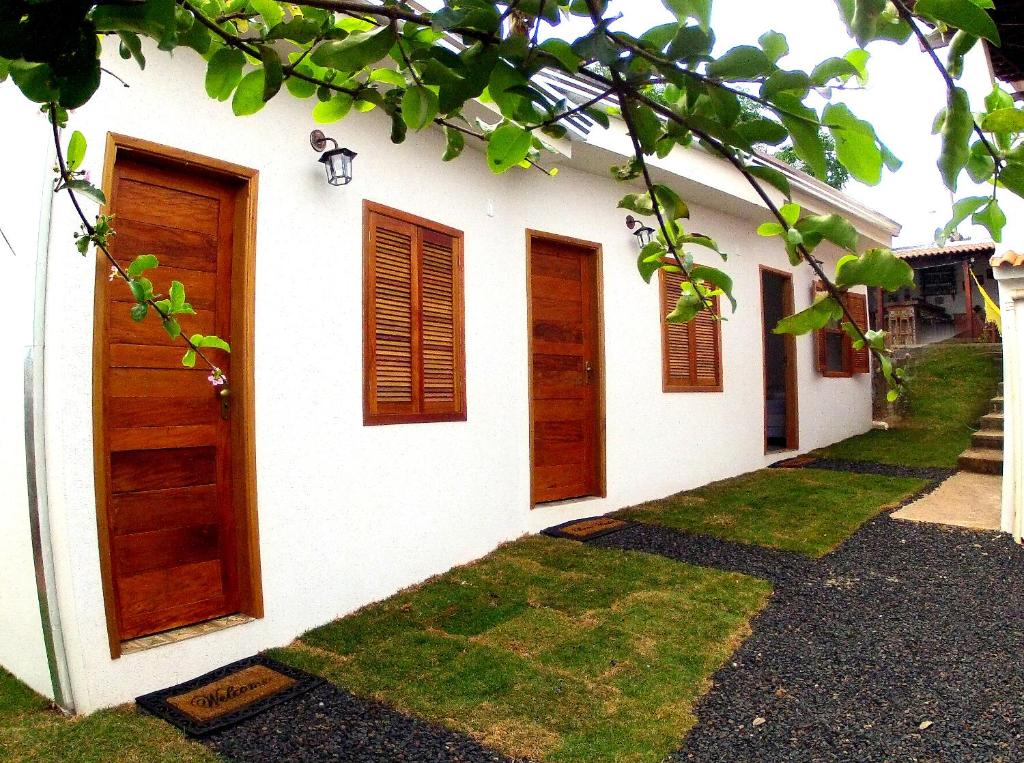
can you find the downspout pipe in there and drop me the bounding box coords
[25,136,75,713]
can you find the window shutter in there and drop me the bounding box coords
[367,212,418,418]
[812,280,832,376]
[420,229,463,413]
[845,291,870,374]
[660,269,722,391]
[364,204,465,424]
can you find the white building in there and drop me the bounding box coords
[0,43,897,713]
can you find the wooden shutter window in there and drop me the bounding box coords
[812,281,870,377]
[364,203,465,425]
[660,269,723,392]
[845,291,871,375]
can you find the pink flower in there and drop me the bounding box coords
[108,266,118,282]
[208,371,226,387]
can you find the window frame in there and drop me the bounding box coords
[362,200,467,426]
[658,268,724,393]
[813,284,870,379]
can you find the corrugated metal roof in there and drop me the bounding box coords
[894,241,996,259]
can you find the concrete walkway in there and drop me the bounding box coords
[892,472,1002,531]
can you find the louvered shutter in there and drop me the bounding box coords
[812,280,832,375]
[365,204,466,424]
[845,291,870,374]
[420,228,463,414]
[367,212,417,418]
[660,269,722,391]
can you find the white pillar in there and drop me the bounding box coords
[993,254,1024,542]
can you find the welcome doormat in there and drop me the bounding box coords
[543,516,633,541]
[136,655,322,737]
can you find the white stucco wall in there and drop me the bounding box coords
[0,86,55,698]
[5,41,881,711]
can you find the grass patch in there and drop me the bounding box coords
[276,536,771,763]
[817,344,1001,467]
[617,468,927,557]
[0,668,215,763]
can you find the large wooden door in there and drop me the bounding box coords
[528,233,603,504]
[95,139,259,648]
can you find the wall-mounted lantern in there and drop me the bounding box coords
[310,129,357,186]
[625,215,655,248]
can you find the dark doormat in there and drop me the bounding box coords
[769,455,820,469]
[543,516,633,541]
[136,655,322,737]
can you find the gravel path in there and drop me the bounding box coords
[205,683,524,763]
[808,458,955,482]
[597,516,1024,762]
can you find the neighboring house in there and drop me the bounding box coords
[0,42,898,713]
[881,241,997,347]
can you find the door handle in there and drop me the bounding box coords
[219,387,231,420]
[585,361,593,385]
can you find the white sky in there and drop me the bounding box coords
[548,0,1019,248]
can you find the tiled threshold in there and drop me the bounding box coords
[121,613,254,656]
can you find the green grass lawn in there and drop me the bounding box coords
[0,668,214,763]
[275,536,771,763]
[617,468,927,557]
[816,344,1001,467]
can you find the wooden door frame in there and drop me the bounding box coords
[525,230,607,507]
[759,266,800,453]
[92,133,262,658]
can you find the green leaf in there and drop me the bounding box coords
[748,165,792,198]
[823,103,883,185]
[938,87,974,191]
[973,198,1007,242]
[285,66,318,99]
[773,295,843,335]
[311,26,397,73]
[981,107,1024,133]
[130,302,148,322]
[169,280,186,311]
[758,31,789,63]
[707,45,774,81]
[257,45,283,102]
[117,32,146,70]
[691,265,736,311]
[312,94,354,123]
[67,131,87,172]
[653,185,689,220]
[834,248,915,291]
[182,349,197,368]
[443,126,466,161]
[619,193,655,217]
[486,123,532,173]
[637,242,667,283]
[191,334,231,352]
[251,0,284,27]
[810,57,860,86]
[92,0,177,51]
[939,195,988,241]
[780,203,801,227]
[205,48,246,102]
[774,95,827,180]
[914,0,999,44]
[666,284,704,324]
[127,254,159,278]
[64,180,106,205]
[660,0,712,31]
[128,278,152,303]
[537,39,582,72]
[758,222,785,237]
[402,85,439,131]
[163,317,181,340]
[795,214,860,253]
[999,161,1024,199]
[370,68,407,87]
[232,70,268,116]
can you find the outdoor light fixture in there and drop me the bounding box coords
[310,129,357,186]
[625,215,656,247]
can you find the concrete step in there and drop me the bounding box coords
[991,396,1004,413]
[972,430,1004,451]
[980,412,1005,431]
[958,448,1004,475]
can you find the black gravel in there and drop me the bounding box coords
[602,516,1024,762]
[808,458,956,482]
[591,524,813,586]
[204,682,526,763]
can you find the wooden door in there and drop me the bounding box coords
[95,145,255,645]
[529,233,603,504]
[760,267,799,452]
